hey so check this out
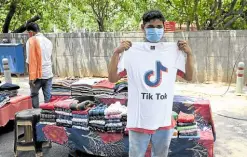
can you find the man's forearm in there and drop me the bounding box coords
[108,50,121,83]
[184,54,194,81]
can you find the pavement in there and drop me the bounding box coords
[0,77,247,157]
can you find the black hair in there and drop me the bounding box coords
[26,22,40,32]
[142,10,165,25]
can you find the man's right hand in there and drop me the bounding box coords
[29,80,36,88]
[115,40,132,54]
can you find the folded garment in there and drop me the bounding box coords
[178,111,195,123]
[56,122,72,128]
[40,114,56,119]
[40,118,56,123]
[56,118,72,125]
[176,125,197,131]
[172,111,178,120]
[92,80,115,89]
[0,83,20,91]
[0,90,18,97]
[57,115,72,120]
[0,95,10,108]
[72,121,88,127]
[89,116,105,120]
[89,126,105,132]
[88,105,107,116]
[70,100,95,111]
[41,109,55,114]
[89,120,105,125]
[39,122,56,125]
[104,101,127,116]
[55,108,71,113]
[105,119,121,123]
[55,99,78,109]
[179,132,198,136]
[105,122,122,127]
[178,122,197,126]
[72,114,88,119]
[72,125,89,131]
[55,110,72,116]
[105,114,122,119]
[72,118,88,123]
[72,108,91,115]
[179,135,200,139]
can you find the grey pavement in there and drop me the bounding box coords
[1,77,247,157]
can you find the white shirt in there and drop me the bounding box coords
[26,33,53,79]
[117,42,186,130]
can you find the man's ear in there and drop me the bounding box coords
[141,24,145,31]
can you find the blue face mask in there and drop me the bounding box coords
[145,28,164,43]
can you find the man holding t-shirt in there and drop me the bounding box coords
[108,10,194,157]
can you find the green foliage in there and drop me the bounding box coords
[0,0,247,32]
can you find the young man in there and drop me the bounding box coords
[108,10,194,157]
[26,22,53,108]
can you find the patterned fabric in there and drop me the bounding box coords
[72,121,88,127]
[178,122,196,126]
[89,120,106,125]
[72,114,88,119]
[105,114,121,119]
[70,100,95,111]
[56,118,72,125]
[177,125,197,131]
[72,125,89,131]
[0,94,10,108]
[105,123,122,127]
[40,118,56,123]
[41,109,55,114]
[178,111,195,123]
[72,118,88,123]
[40,114,56,119]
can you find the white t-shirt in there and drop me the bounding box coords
[26,33,53,79]
[117,42,186,130]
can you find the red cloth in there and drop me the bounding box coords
[54,99,77,109]
[177,111,195,123]
[40,96,69,110]
[0,95,32,127]
[92,80,115,89]
[71,107,92,115]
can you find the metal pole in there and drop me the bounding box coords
[2,58,12,83]
[236,62,245,95]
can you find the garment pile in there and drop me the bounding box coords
[71,78,103,97]
[54,99,78,128]
[52,79,77,96]
[177,111,199,138]
[71,100,95,131]
[0,83,20,98]
[92,80,115,95]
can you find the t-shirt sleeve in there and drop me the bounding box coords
[117,52,127,78]
[26,40,30,64]
[175,50,186,78]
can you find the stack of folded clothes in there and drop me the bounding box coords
[40,102,56,125]
[55,99,78,128]
[51,79,77,96]
[71,78,103,97]
[0,83,20,97]
[104,101,127,133]
[70,100,95,131]
[114,80,128,93]
[92,80,115,95]
[88,104,107,132]
[0,94,10,108]
[177,111,199,138]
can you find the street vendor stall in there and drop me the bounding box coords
[35,78,216,157]
[0,83,32,127]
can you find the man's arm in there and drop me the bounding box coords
[177,40,194,81]
[184,54,194,81]
[108,41,132,83]
[108,50,122,83]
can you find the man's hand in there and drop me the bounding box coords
[29,80,36,88]
[177,40,192,55]
[115,40,132,54]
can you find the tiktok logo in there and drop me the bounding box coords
[144,61,168,87]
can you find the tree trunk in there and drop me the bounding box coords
[186,21,190,31]
[97,18,105,32]
[2,1,17,33]
[12,15,41,33]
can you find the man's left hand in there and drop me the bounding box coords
[178,40,192,55]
